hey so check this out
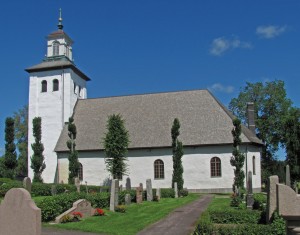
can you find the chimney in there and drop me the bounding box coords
[247,102,256,134]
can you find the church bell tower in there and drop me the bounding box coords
[26,10,90,183]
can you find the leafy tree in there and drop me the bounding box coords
[67,117,80,184]
[0,157,5,177]
[13,105,28,177]
[103,114,129,179]
[171,118,184,190]
[3,117,18,179]
[30,117,46,182]
[284,107,300,182]
[230,118,245,192]
[229,80,292,179]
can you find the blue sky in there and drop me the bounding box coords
[0,1,299,159]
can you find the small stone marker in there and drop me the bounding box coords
[246,171,254,209]
[156,188,161,201]
[286,165,291,187]
[55,199,93,223]
[85,181,88,194]
[266,175,279,223]
[0,188,41,235]
[51,185,57,196]
[110,179,119,211]
[75,177,80,193]
[126,177,131,190]
[125,193,131,205]
[136,183,143,203]
[119,184,123,192]
[146,179,153,201]
[23,177,32,194]
[174,182,178,198]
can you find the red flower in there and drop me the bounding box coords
[95,208,105,216]
[72,211,83,218]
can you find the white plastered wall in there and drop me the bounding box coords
[57,144,261,192]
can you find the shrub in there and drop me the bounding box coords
[209,209,262,224]
[253,193,267,211]
[115,205,126,213]
[0,180,22,197]
[230,193,242,207]
[179,189,189,197]
[161,188,175,198]
[271,212,286,235]
[119,190,136,204]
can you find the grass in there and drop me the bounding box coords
[207,196,233,211]
[45,194,200,235]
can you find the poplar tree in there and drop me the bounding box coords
[31,117,46,182]
[230,118,245,192]
[171,118,184,190]
[67,117,80,184]
[103,114,129,179]
[3,117,17,179]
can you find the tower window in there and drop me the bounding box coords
[253,156,256,175]
[53,41,59,56]
[154,159,164,179]
[211,157,221,177]
[53,79,59,91]
[78,163,83,181]
[41,80,47,92]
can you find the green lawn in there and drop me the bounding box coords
[46,194,200,235]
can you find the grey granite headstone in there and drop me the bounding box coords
[125,193,131,205]
[85,181,88,194]
[246,171,254,209]
[146,179,153,201]
[110,179,119,211]
[286,165,291,187]
[119,184,123,192]
[75,177,80,193]
[156,188,161,201]
[266,175,279,223]
[136,183,143,203]
[174,182,178,198]
[126,177,131,190]
[0,188,41,235]
[51,185,57,196]
[23,177,32,194]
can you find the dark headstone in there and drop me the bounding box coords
[246,171,254,209]
[126,177,131,190]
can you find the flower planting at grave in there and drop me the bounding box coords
[72,211,83,221]
[94,208,105,216]
[115,205,126,213]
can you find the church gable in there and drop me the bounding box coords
[55,89,263,152]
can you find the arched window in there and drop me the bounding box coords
[253,156,256,175]
[154,159,164,179]
[74,82,77,94]
[41,80,47,92]
[78,163,83,181]
[53,41,59,56]
[211,157,221,177]
[53,79,59,91]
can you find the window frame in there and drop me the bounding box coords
[78,163,83,181]
[53,79,59,91]
[53,41,59,56]
[154,159,165,179]
[41,80,47,92]
[210,157,221,177]
[252,156,256,175]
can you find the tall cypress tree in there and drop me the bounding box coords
[171,118,184,190]
[67,117,80,184]
[103,114,129,179]
[3,117,17,179]
[31,117,46,182]
[230,118,245,192]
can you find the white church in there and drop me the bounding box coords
[26,14,263,193]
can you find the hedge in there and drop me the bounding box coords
[209,209,262,224]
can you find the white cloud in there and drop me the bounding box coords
[208,83,234,94]
[210,37,252,56]
[256,25,287,39]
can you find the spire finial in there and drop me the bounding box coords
[58,8,63,30]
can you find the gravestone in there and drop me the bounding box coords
[0,188,41,235]
[246,171,254,209]
[156,188,161,201]
[146,179,153,201]
[174,182,178,198]
[23,177,32,194]
[286,165,291,187]
[266,175,279,223]
[125,193,131,205]
[85,181,88,194]
[110,179,119,211]
[126,177,131,190]
[119,184,123,192]
[75,177,80,193]
[136,183,143,203]
[51,185,57,196]
[55,199,93,223]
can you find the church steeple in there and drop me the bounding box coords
[45,9,73,62]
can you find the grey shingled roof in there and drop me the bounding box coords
[55,89,263,152]
[25,60,91,81]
